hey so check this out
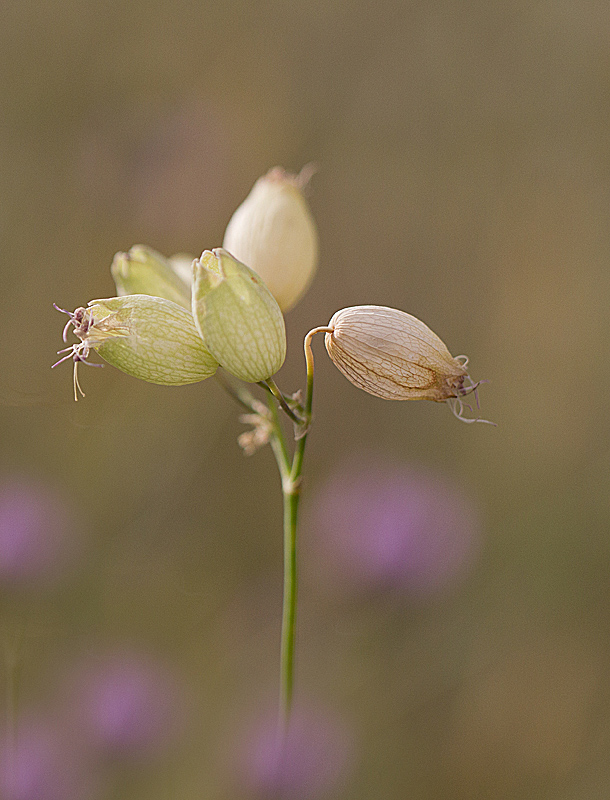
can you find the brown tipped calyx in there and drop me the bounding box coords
[323,306,468,402]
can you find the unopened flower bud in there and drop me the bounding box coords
[323,306,487,421]
[222,167,318,312]
[192,248,286,383]
[111,246,191,309]
[53,295,218,399]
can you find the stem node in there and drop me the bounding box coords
[282,475,302,496]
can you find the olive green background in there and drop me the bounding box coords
[1,0,609,797]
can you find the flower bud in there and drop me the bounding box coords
[53,295,218,399]
[222,167,318,312]
[192,248,286,383]
[111,245,191,309]
[324,305,477,409]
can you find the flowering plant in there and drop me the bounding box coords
[53,166,490,734]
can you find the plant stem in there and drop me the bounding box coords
[266,397,298,733]
[222,328,332,734]
[261,378,303,425]
[279,471,299,730]
[267,395,290,478]
[272,326,332,733]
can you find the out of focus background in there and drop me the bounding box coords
[1,1,609,798]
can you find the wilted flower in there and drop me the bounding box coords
[223,166,318,312]
[323,305,488,422]
[0,478,76,586]
[307,459,480,594]
[235,704,352,799]
[53,295,218,399]
[192,248,286,382]
[111,245,191,309]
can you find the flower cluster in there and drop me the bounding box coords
[53,167,315,399]
[54,165,489,422]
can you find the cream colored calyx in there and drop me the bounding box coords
[324,305,469,402]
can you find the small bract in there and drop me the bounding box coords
[53,295,218,399]
[192,248,286,383]
[222,167,318,312]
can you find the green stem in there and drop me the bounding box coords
[261,378,303,425]
[220,328,333,734]
[267,394,290,477]
[272,326,332,733]
[279,475,299,729]
[266,398,296,732]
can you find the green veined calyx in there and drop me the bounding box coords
[191,248,286,383]
[52,295,218,399]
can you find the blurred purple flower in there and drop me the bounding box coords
[0,718,93,800]
[236,705,352,800]
[308,459,480,594]
[0,478,76,586]
[70,651,182,759]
